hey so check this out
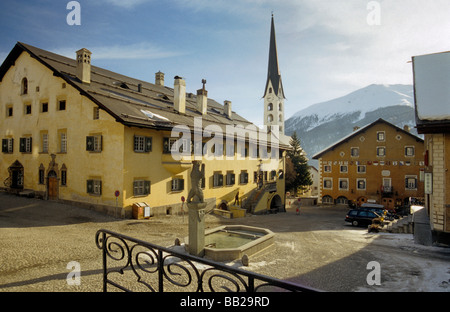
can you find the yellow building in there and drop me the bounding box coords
[413,51,450,243]
[312,119,425,209]
[0,42,288,218]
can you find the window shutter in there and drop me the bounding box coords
[20,138,26,152]
[218,174,223,186]
[133,136,138,152]
[86,136,94,151]
[179,179,184,191]
[163,137,169,153]
[244,172,248,183]
[99,136,103,152]
[145,137,152,152]
[144,181,151,194]
[2,139,7,153]
[87,180,93,193]
[231,173,235,185]
[98,180,102,195]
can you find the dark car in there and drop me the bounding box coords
[345,209,382,227]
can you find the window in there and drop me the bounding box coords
[61,167,67,186]
[340,165,348,173]
[376,147,386,157]
[405,146,415,157]
[213,172,224,187]
[324,165,331,173]
[339,179,349,190]
[41,133,48,153]
[351,147,359,157]
[60,132,67,153]
[405,176,417,190]
[357,179,366,190]
[93,107,100,120]
[267,103,273,111]
[270,170,277,180]
[267,114,273,122]
[239,171,249,184]
[87,180,102,195]
[41,102,48,113]
[133,180,151,196]
[19,137,32,153]
[171,178,184,192]
[134,136,152,153]
[323,178,333,189]
[357,165,366,173]
[86,135,102,152]
[377,131,385,142]
[7,106,13,117]
[163,137,189,154]
[226,172,235,186]
[2,138,13,153]
[39,165,45,185]
[322,195,333,204]
[21,78,28,95]
[58,100,66,111]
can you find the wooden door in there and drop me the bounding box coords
[48,171,58,200]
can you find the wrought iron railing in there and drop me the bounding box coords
[95,229,319,292]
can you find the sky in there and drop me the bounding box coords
[1,0,449,127]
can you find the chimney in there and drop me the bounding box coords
[224,100,232,118]
[76,48,92,84]
[353,126,360,132]
[197,79,208,115]
[403,125,410,132]
[155,71,164,86]
[137,83,142,92]
[174,76,186,114]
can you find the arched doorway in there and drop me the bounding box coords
[8,160,24,189]
[47,170,58,200]
[270,194,283,212]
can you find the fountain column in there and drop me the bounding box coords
[186,161,207,257]
[187,202,207,257]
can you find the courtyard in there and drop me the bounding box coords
[0,191,449,292]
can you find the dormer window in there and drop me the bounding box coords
[21,78,28,95]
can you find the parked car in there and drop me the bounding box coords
[345,209,383,227]
[359,203,387,216]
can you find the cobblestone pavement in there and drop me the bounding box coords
[1,192,449,292]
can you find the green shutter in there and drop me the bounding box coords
[19,138,26,152]
[145,137,152,152]
[86,136,94,151]
[144,180,151,194]
[2,139,8,153]
[87,180,93,193]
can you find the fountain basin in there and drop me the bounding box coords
[186,225,274,262]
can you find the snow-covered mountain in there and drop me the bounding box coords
[285,84,419,164]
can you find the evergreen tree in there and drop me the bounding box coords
[286,132,313,195]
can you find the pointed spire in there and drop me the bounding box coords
[264,14,285,98]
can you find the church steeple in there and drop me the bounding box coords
[263,14,285,134]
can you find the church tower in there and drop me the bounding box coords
[263,14,286,135]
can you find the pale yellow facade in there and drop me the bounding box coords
[0,43,287,218]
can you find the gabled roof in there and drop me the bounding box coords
[312,118,424,159]
[263,15,285,99]
[0,42,290,147]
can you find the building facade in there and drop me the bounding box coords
[0,41,288,218]
[313,119,425,209]
[412,51,450,242]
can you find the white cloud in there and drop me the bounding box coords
[102,0,151,9]
[54,42,185,61]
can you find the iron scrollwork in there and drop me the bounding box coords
[95,229,318,292]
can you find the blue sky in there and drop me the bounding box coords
[1,0,450,126]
